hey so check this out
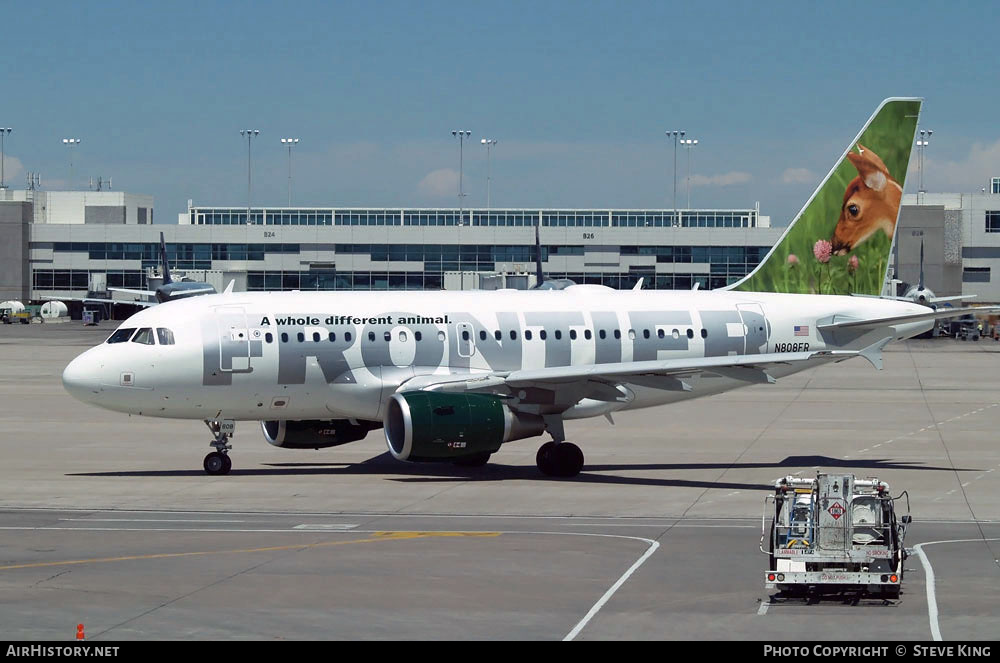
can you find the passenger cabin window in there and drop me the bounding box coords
[701,328,708,338]
[554,330,562,340]
[328,332,336,342]
[132,328,155,345]
[297,332,305,342]
[281,332,289,343]
[480,331,487,341]
[265,332,274,343]
[107,328,136,344]
[584,330,592,340]
[495,330,502,341]
[313,332,321,342]
[525,330,532,340]
[156,328,176,345]
[415,331,422,341]
[686,329,694,339]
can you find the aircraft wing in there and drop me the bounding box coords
[399,349,867,407]
[108,287,157,297]
[818,306,1000,331]
[40,295,155,307]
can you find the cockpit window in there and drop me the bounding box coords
[156,328,175,345]
[107,328,136,344]
[132,328,155,345]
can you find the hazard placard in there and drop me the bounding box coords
[827,501,845,520]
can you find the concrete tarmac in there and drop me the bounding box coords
[0,322,998,640]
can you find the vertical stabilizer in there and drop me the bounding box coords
[159,232,172,285]
[729,98,921,296]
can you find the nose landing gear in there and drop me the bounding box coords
[203,420,233,475]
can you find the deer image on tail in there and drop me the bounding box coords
[830,144,902,256]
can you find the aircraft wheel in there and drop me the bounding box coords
[552,442,584,477]
[453,452,491,467]
[204,451,231,476]
[536,442,557,476]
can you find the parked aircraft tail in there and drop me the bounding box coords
[728,98,921,296]
[159,232,172,285]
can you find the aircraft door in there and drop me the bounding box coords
[455,321,476,358]
[736,303,768,355]
[216,306,253,372]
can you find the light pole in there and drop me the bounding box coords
[62,138,82,188]
[666,129,685,226]
[240,129,260,224]
[481,138,497,213]
[452,130,470,225]
[916,129,932,204]
[681,138,698,209]
[281,138,299,206]
[0,128,11,189]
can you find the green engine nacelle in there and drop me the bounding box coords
[384,391,544,462]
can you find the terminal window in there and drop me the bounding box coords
[987,211,1000,233]
[963,267,991,283]
[992,178,1000,194]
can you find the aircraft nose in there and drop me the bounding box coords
[62,353,102,404]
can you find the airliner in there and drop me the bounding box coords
[62,98,996,477]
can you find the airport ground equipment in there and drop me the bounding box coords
[761,474,911,598]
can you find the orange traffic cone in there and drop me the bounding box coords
[76,624,85,640]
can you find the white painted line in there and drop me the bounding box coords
[757,601,770,616]
[914,545,942,642]
[563,537,659,641]
[961,483,971,487]
[873,444,882,448]
[60,518,246,523]
[914,538,1000,643]
[293,524,359,531]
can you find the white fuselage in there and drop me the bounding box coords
[62,285,931,422]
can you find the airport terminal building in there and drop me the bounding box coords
[4,186,1000,309]
[1,191,781,307]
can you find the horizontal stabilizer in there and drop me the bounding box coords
[818,306,1000,332]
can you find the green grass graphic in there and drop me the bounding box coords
[735,99,920,296]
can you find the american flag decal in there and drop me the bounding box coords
[794,325,809,336]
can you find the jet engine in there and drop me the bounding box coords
[384,391,544,462]
[262,419,382,449]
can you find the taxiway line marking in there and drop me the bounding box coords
[913,538,1000,643]
[59,519,246,523]
[757,602,770,616]
[563,537,659,641]
[0,531,499,571]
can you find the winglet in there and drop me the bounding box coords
[859,336,893,371]
[223,279,235,295]
[633,278,644,291]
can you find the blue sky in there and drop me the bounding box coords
[1,1,997,224]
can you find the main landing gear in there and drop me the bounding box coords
[536,441,584,478]
[203,420,233,476]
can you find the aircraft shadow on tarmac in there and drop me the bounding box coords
[66,453,978,491]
